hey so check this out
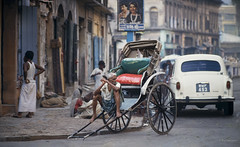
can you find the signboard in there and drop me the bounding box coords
[118,0,144,31]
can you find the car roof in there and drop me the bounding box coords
[174,54,226,74]
[175,54,223,62]
[161,54,180,62]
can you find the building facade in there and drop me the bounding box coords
[0,0,112,116]
[108,0,222,63]
[219,5,239,36]
[143,0,222,56]
[219,3,240,77]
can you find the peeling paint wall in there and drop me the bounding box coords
[38,2,49,97]
[2,0,18,115]
[0,1,2,115]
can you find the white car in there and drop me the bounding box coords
[169,54,235,115]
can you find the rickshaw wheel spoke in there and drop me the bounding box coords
[147,83,176,135]
[103,109,132,133]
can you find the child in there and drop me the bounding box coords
[14,51,45,118]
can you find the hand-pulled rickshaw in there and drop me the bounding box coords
[68,40,177,139]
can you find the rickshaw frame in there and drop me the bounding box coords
[68,40,177,139]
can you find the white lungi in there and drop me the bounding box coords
[18,61,37,112]
[18,82,36,112]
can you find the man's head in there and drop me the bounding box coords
[162,63,167,70]
[98,60,105,70]
[106,73,117,84]
[166,60,172,65]
[24,51,34,62]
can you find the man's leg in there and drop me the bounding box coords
[26,112,33,118]
[113,91,122,117]
[90,94,101,122]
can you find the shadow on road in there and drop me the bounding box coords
[177,109,229,118]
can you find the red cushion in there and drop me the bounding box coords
[116,74,142,85]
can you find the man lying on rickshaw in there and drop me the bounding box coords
[90,73,122,122]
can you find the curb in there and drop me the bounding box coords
[0,126,143,142]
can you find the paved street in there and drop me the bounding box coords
[0,105,143,141]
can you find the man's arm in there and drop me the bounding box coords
[23,62,29,82]
[34,64,45,80]
[93,81,105,96]
[90,69,101,77]
[101,78,120,91]
[91,72,101,77]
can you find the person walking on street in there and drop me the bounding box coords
[90,60,106,90]
[14,51,45,118]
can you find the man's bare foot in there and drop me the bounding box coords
[90,115,96,123]
[116,112,122,118]
[13,114,22,118]
[13,112,22,118]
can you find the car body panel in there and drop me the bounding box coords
[169,54,235,104]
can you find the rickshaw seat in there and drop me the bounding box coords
[112,58,150,85]
[112,58,150,76]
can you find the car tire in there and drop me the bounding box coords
[177,103,184,116]
[223,102,234,116]
[216,103,223,111]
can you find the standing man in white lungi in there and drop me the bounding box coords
[14,51,45,118]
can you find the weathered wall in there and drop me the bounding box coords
[53,0,77,23]
[37,2,49,97]
[2,0,18,115]
[76,1,87,86]
[45,6,54,92]
[144,0,165,28]
[0,1,2,115]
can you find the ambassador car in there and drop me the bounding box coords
[169,54,235,115]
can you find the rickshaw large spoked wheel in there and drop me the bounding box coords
[147,82,176,135]
[102,108,132,133]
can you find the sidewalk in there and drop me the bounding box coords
[0,104,144,141]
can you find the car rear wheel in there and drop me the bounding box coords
[176,103,185,116]
[223,102,234,116]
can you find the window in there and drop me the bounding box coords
[205,17,209,30]
[88,20,92,33]
[101,26,104,37]
[175,35,179,44]
[224,24,237,35]
[181,60,221,72]
[183,18,185,29]
[150,7,158,27]
[223,14,235,21]
[200,15,202,31]
[185,37,193,46]
[166,34,169,43]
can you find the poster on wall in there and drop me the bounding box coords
[118,0,144,31]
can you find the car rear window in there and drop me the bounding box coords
[181,60,221,72]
